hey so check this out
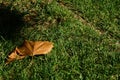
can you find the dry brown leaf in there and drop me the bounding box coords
[18,40,54,56]
[6,40,54,64]
[6,47,26,64]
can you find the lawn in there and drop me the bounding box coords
[0,0,120,80]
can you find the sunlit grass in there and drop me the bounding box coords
[0,0,119,80]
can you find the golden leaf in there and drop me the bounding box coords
[6,40,54,64]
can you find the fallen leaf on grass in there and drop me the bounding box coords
[6,40,54,64]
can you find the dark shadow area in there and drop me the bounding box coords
[0,3,25,40]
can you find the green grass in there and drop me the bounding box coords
[61,0,120,40]
[0,0,120,80]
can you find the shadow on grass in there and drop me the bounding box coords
[0,3,25,40]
